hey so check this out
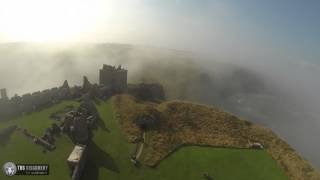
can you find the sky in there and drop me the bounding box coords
[0,0,319,64]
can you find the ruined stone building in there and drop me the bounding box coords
[81,76,92,93]
[63,111,89,144]
[0,64,129,121]
[67,145,87,180]
[0,88,8,100]
[99,64,127,93]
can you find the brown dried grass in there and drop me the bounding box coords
[112,94,320,180]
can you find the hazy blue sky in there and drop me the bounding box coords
[142,0,320,63]
[0,0,319,63]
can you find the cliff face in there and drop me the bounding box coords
[113,94,320,180]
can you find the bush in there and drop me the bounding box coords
[134,108,162,131]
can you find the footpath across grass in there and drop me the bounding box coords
[81,100,288,180]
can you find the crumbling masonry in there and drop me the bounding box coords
[99,64,127,93]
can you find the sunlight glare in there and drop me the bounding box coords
[0,0,107,42]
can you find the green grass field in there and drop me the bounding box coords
[0,101,79,180]
[0,100,287,180]
[82,100,288,180]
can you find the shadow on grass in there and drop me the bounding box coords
[97,117,109,132]
[0,125,17,147]
[81,140,119,180]
[94,98,110,132]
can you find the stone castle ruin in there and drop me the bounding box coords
[67,145,87,180]
[0,64,126,121]
[0,64,164,122]
[0,64,166,180]
[0,84,72,121]
[99,64,127,93]
[0,88,8,100]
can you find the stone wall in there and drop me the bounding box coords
[68,145,88,180]
[0,64,130,121]
[0,81,72,121]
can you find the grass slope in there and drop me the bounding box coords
[81,99,287,180]
[113,95,319,180]
[0,101,79,180]
[156,147,287,180]
[0,99,288,180]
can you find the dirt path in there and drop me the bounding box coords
[136,132,146,159]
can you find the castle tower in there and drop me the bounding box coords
[99,64,127,93]
[82,76,92,93]
[0,88,8,100]
[62,80,70,89]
